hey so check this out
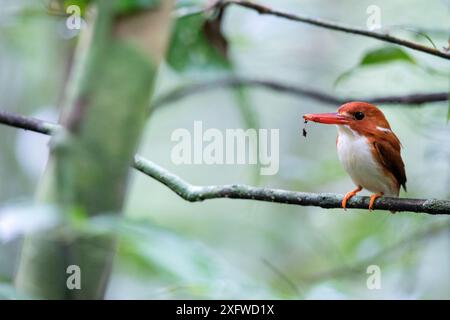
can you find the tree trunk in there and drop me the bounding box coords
[15,0,173,299]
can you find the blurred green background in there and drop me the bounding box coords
[0,0,449,299]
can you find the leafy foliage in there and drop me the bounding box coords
[335,46,416,87]
[167,13,231,71]
[48,0,161,16]
[166,5,260,149]
[63,0,91,14]
[114,0,161,14]
[359,47,416,65]
[80,216,278,299]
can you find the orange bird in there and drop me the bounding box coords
[303,102,407,211]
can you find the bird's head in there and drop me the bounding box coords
[303,102,391,133]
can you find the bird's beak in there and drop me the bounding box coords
[303,112,350,125]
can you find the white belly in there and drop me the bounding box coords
[336,126,398,196]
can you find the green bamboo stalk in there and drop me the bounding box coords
[15,0,173,299]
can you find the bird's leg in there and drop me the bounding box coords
[342,186,362,210]
[368,192,383,211]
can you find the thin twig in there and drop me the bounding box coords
[0,110,449,215]
[0,110,58,134]
[152,77,449,109]
[216,0,450,60]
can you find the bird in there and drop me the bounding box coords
[303,101,407,211]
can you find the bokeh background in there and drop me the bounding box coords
[0,0,449,299]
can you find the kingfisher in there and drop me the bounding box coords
[303,102,407,211]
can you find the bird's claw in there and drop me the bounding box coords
[341,186,363,211]
[368,192,383,212]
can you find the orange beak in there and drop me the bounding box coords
[303,112,350,125]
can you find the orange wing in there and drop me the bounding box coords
[373,140,407,192]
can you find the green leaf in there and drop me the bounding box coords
[334,46,416,87]
[167,14,230,72]
[359,46,416,66]
[115,0,160,14]
[63,0,91,14]
[55,0,160,16]
[68,206,89,230]
[43,0,91,16]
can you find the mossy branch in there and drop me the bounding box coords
[1,111,449,215]
[132,156,449,215]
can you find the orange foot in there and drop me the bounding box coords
[369,192,383,211]
[342,186,362,210]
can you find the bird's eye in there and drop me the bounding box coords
[354,112,365,120]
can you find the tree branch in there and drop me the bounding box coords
[132,156,449,215]
[1,110,449,215]
[213,0,450,60]
[0,110,58,135]
[152,76,449,109]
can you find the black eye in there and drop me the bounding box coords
[354,112,365,120]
